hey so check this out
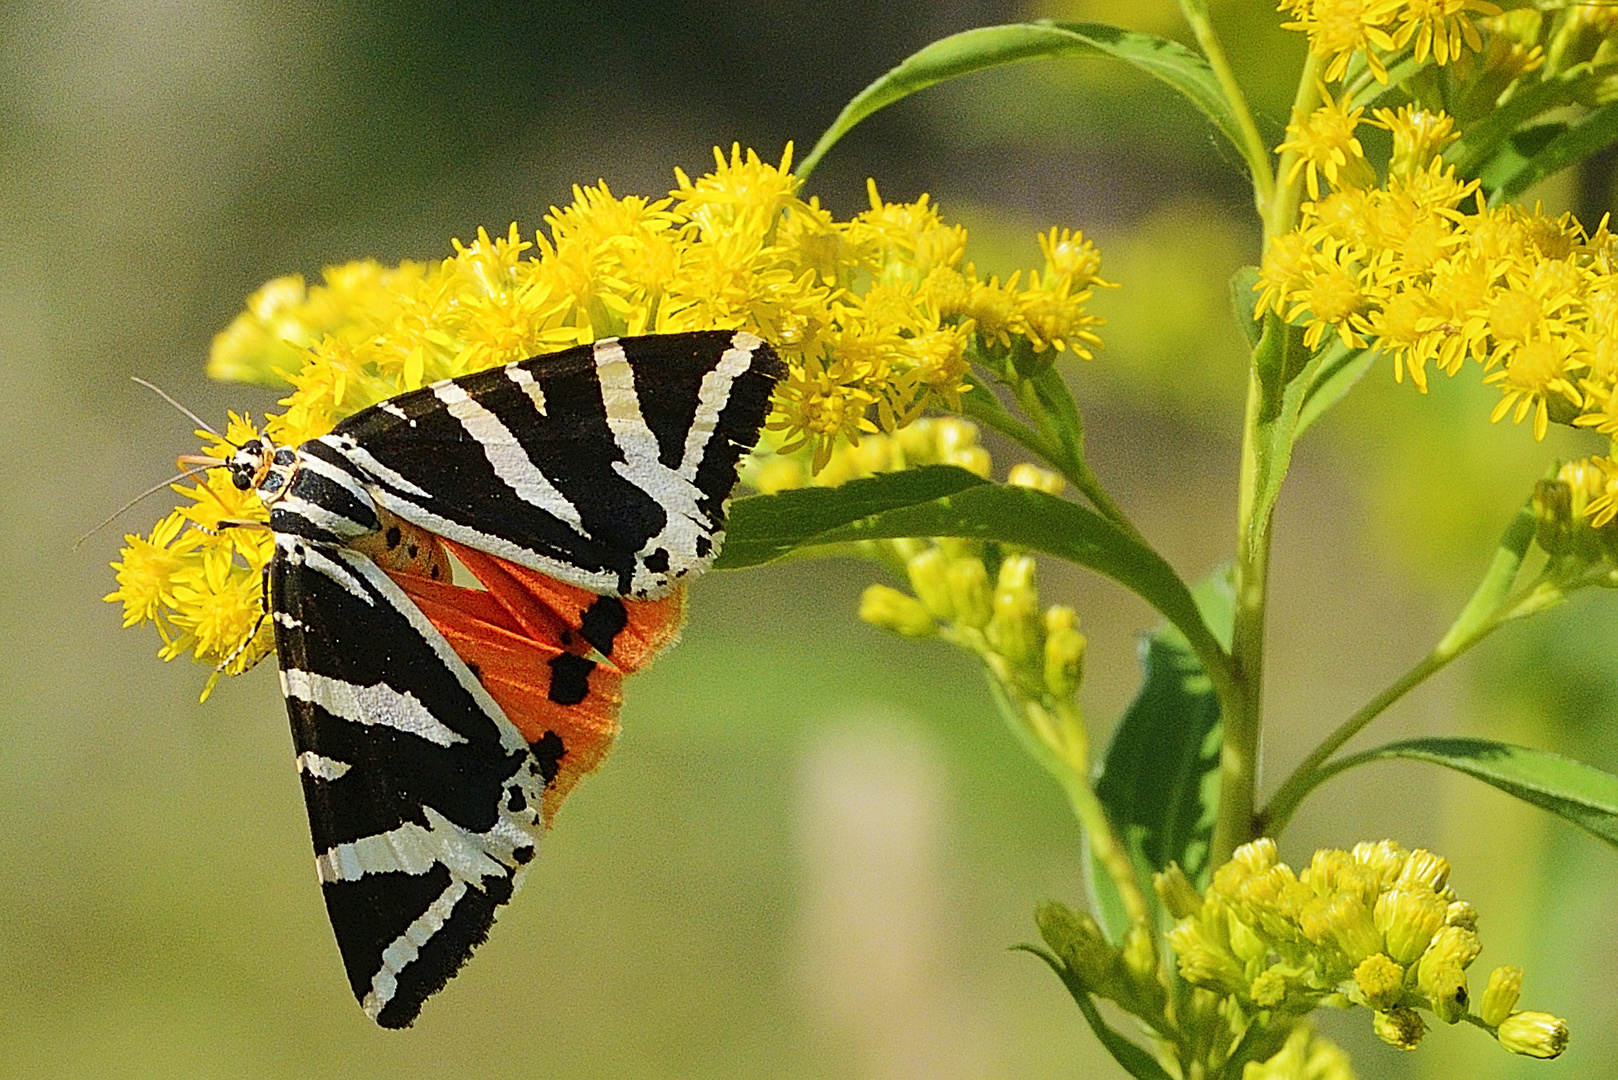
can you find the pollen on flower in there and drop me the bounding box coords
[1277,86,1375,199]
[118,145,1109,678]
[1262,101,1618,442]
[1279,0,1495,83]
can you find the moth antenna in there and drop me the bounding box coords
[131,376,227,441]
[75,462,220,550]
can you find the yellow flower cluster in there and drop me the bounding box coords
[1258,103,1618,445]
[1279,0,1499,82]
[1165,838,1567,1058]
[108,145,1106,680]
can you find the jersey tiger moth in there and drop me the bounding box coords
[188,330,782,1027]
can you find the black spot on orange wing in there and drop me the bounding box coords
[529,730,564,786]
[546,654,595,706]
[579,596,628,657]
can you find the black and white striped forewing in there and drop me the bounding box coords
[322,330,784,599]
[270,536,552,1028]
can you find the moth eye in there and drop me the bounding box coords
[231,469,253,491]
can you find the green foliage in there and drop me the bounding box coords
[789,5,1618,1077]
[1326,737,1618,849]
[797,21,1255,181]
[1088,570,1231,942]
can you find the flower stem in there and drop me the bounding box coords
[1178,0,1274,213]
[1265,53,1324,242]
[1212,369,1267,867]
[1258,563,1583,836]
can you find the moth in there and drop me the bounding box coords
[193,330,782,1027]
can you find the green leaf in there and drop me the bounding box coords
[716,465,990,569]
[1089,569,1233,941]
[1483,103,1618,204]
[1230,266,1263,351]
[719,467,1220,662]
[1333,737,1618,850]
[1014,945,1177,1080]
[796,21,1247,180]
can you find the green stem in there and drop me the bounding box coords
[1209,52,1327,869]
[1177,0,1274,213]
[961,370,1148,546]
[1259,567,1583,836]
[990,681,1156,935]
[1211,367,1267,868]
[1264,53,1324,243]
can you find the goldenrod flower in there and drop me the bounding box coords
[114,148,1107,676]
[1389,0,1499,65]
[1279,0,1496,83]
[1262,101,1618,442]
[1281,0,1402,82]
[1279,86,1379,200]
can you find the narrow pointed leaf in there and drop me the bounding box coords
[797,21,1246,179]
[1333,737,1618,849]
[717,465,990,568]
[720,467,1219,663]
[1015,946,1177,1080]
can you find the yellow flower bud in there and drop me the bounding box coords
[988,556,1042,667]
[1374,886,1447,964]
[1419,924,1482,977]
[1310,893,1383,962]
[946,557,993,629]
[1007,462,1065,495]
[1353,953,1406,1011]
[904,548,955,620]
[1035,900,1118,992]
[1353,840,1410,886]
[1042,606,1087,698]
[1415,925,1478,1024]
[858,584,936,638]
[1395,848,1450,892]
[1168,913,1247,995]
[948,444,993,478]
[893,417,938,464]
[934,417,980,457]
[1422,960,1469,1024]
[1444,900,1477,930]
[1373,1007,1428,1050]
[847,433,892,474]
[1496,1011,1569,1059]
[1154,864,1203,921]
[1480,965,1523,1027]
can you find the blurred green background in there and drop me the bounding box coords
[3,1,1613,1077]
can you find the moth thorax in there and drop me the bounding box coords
[227,437,300,507]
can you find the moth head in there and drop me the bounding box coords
[216,436,297,504]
